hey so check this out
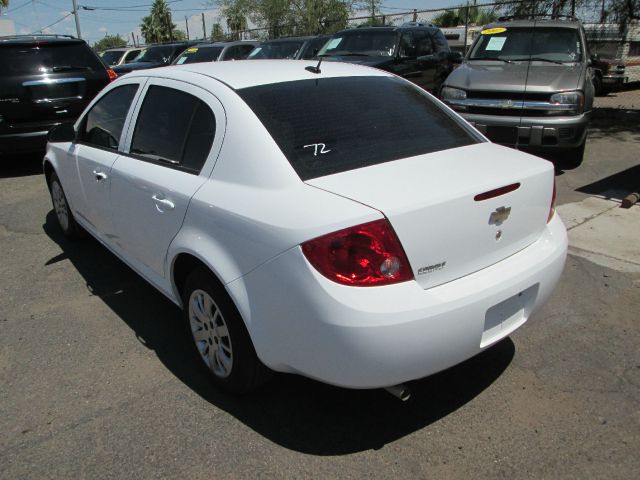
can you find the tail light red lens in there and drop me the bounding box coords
[301,218,414,287]
[547,177,556,223]
[106,69,118,82]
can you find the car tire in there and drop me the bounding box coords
[48,172,84,240]
[563,141,586,169]
[182,267,270,394]
[593,73,604,96]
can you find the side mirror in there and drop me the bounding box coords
[448,51,464,64]
[48,123,76,143]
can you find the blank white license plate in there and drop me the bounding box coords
[481,284,539,347]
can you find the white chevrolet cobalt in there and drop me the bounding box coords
[44,60,567,396]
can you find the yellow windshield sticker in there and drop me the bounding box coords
[481,27,507,35]
[186,47,198,53]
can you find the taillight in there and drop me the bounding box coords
[547,177,556,223]
[301,218,414,287]
[106,69,118,82]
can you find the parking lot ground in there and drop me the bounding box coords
[1,118,639,478]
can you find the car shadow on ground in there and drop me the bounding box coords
[590,108,640,143]
[576,164,640,201]
[43,210,515,455]
[0,154,44,179]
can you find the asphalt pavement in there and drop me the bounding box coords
[1,116,639,479]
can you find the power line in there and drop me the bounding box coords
[4,0,33,14]
[28,12,74,34]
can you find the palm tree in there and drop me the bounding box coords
[139,0,183,43]
[225,4,247,40]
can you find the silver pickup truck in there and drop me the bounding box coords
[440,17,595,167]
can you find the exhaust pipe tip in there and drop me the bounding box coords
[384,384,411,401]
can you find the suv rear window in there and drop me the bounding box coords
[238,76,478,180]
[0,43,105,75]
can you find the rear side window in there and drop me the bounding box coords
[79,84,138,150]
[238,76,478,180]
[431,30,450,53]
[130,85,215,173]
[0,43,105,76]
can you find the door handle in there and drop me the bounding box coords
[92,169,107,182]
[152,194,175,212]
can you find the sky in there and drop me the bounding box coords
[0,0,462,45]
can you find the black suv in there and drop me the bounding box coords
[112,41,199,75]
[318,23,461,93]
[0,35,114,157]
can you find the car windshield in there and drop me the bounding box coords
[133,45,175,63]
[238,76,478,180]
[469,27,582,63]
[0,43,104,75]
[247,41,304,59]
[174,46,223,64]
[318,31,397,57]
[100,50,124,66]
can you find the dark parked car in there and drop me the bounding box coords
[317,24,461,93]
[247,35,329,60]
[173,41,258,65]
[112,41,198,74]
[0,34,115,157]
[590,54,626,95]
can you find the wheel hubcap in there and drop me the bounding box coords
[51,181,69,231]
[189,290,233,378]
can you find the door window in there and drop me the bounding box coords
[130,85,216,173]
[124,50,142,63]
[399,32,416,58]
[414,31,434,56]
[78,84,139,150]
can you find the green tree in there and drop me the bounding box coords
[140,0,184,43]
[0,0,9,8]
[432,6,498,28]
[211,22,225,40]
[93,34,127,51]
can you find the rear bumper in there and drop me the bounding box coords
[602,73,627,88]
[460,111,590,149]
[0,131,49,156]
[228,214,568,389]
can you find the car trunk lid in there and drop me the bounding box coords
[305,142,554,289]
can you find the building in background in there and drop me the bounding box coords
[0,19,16,36]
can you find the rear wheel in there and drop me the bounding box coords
[593,73,605,96]
[182,267,269,394]
[48,172,84,240]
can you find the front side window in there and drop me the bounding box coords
[130,85,215,173]
[469,27,582,63]
[414,31,433,57]
[79,84,138,150]
[238,76,478,180]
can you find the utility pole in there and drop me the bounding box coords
[131,32,136,46]
[371,0,375,23]
[71,0,82,39]
[185,16,189,40]
[202,12,207,40]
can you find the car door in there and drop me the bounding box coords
[414,29,439,91]
[394,32,424,86]
[109,79,224,279]
[71,80,142,237]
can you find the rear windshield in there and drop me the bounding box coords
[174,46,223,64]
[247,41,304,59]
[469,27,582,63]
[0,43,104,75]
[100,50,124,66]
[318,31,398,57]
[134,45,177,63]
[238,76,478,180]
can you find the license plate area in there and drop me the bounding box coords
[481,284,539,347]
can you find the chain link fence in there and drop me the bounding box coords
[222,1,639,108]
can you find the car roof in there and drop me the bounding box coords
[261,36,316,43]
[0,35,84,46]
[125,59,391,90]
[484,19,581,29]
[336,25,439,34]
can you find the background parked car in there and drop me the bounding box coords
[172,41,258,65]
[0,34,116,157]
[112,41,198,74]
[440,17,594,166]
[247,35,329,60]
[590,54,627,95]
[318,24,461,94]
[99,47,144,67]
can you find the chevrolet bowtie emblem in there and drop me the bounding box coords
[490,206,511,225]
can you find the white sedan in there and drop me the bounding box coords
[44,60,567,396]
